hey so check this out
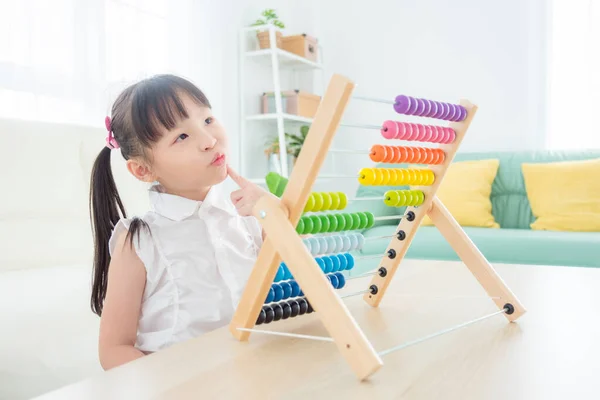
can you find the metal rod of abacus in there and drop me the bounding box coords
[374,215,403,221]
[377,308,509,357]
[328,149,370,155]
[236,328,334,342]
[353,95,396,105]
[338,122,383,130]
[364,234,396,241]
[340,289,371,299]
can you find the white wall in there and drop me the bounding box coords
[312,0,548,152]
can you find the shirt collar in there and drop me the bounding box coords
[148,183,237,221]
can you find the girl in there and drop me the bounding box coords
[89,74,270,370]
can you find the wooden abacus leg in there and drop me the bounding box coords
[427,196,526,321]
[251,195,383,380]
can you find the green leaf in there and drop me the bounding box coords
[251,19,266,26]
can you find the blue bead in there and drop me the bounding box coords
[344,253,355,270]
[334,272,346,289]
[273,284,284,302]
[266,286,275,303]
[336,236,346,253]
[323,256,334,273]
[298,289,304,297]
[275,265,285,282]
[290,281,300,297]
[338,254,348,270]
[328,273,339,289]
[309,238,320,255]
[316,257,326,272]
[331,254,341,272]
[341,235,352,252]
[280,281,292,300]
[318,237,328,254]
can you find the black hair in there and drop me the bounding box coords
[89,74,211,316]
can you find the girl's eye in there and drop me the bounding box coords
[176,133,188,142]
[205,117,213,125]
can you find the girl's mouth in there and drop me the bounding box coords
[211,153,226,166]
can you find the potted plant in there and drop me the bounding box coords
[263,125,309,174]
[251,9,285,49]
[285,124,309,159]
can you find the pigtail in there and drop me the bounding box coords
[89,146,126,316]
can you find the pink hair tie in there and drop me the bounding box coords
[104,116,120,150]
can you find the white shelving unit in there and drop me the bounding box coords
[238,25,324,184]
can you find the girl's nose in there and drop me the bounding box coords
[199,133,217,151]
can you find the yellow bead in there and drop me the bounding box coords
[312,192,324,211]
[321,192,332,210]
[406,169,417,185]
[337,192,348,210]
[358,168,375,185]
[384,190,399,207]
[304,193,316,212]
[329,192,340,210]
[405,190,414,206]
[374,168,385,185]
[380,169,391,185]
[398,190,408,206]
[388,169,398,185]
[414,190,425,205]
[424,170,435,185]
[395,169,407,185]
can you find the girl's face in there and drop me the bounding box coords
[128,93,229,199]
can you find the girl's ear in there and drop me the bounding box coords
[126,159,156,183]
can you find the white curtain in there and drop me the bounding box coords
[0,0,217,127]
[547,0,600,149]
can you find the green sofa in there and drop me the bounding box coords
[349,149,600,274]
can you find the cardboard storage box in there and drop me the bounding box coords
[262,90,321,118]
[282,34,318,62]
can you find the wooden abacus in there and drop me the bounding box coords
[229,74,526,381]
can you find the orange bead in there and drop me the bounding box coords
[398,146,409,163]
[418,147,428,164]
[429,149,439,164]
[369,145,386,163]
[405,147,415,163]
[436,149,446,164]
[424,148,435,164]
[384,145,394,163]
[390,146,400,163]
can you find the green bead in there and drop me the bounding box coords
[310,215,322,234]
[296,218,304,234]
[415,190,425,205]
[342,213,353,232]
[319,215,330,233]
[265,172,288,197]
[350,213,361,230]
[327,214,338,232]
[302,217,313,234]
[357,212,368,229]
[335,214,346,231]
[365,212,374,228]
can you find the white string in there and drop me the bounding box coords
[237,328,334,342]
[377,308,508,357]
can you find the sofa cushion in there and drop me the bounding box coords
[354,225,600,273]
[452,150,600,229]
[522,158,600,231]
[421,159,500,228]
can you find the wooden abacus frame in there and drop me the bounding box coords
[229,73,526,381]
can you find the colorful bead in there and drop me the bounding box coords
[309,215,321,234]
[280,281,292,299]
[338,253,348,270]
[334,272,346,289]
[290,281,300,297]
[331,255,341,272]
[318,236,329,254]
[335,214,346,231]
[321,192,332,210]
[319,215,330,232]
[344,253,355,270]
[296,218,305,234]
[381,120,398,139]
[329,193,340,210]
[323,256,334,273]
[316,258,325,272]
[328,273,339,289]
[370,144,386,163]
[358,168,375,185]
[273,284,284,302]
[327,214,338,232]
[266,287,274,303]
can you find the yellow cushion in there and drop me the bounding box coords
[521,158,600,231]
[421,159,500,228]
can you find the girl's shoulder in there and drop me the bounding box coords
[108,213,159,260]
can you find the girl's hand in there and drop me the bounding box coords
[227,165,274,217]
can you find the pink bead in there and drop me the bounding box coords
[445,128,456,143]
[423,125,433,142]
[432,126,442,143]
[408,123,419,140]
[416,124,427,141]
[381,120,397,139]
[396,122,408,139]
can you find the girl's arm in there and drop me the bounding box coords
[98,230,147,370]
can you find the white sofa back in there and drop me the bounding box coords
[0,118,151,272]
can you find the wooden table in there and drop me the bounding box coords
[37,260,600,399]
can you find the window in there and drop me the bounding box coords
[0,0,207,127]
[547,0,600,149]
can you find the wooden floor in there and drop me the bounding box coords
[37,260,600,399]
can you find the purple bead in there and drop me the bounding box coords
[415,98,425,116]
[440,103,450,120]
[457,106,467,121]
[447,104,457,121]
[433,101,445,118]
[428,101,438,118]
[407,96,418,115]
[422,99,432,117]
[394,95,411,114]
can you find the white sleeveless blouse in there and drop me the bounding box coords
[108,183,262,352]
